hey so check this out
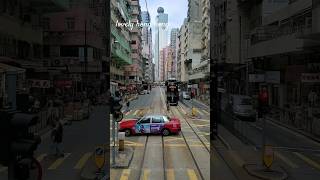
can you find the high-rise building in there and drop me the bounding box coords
[155,7,168,82]
[141,11,153,83]
[170,28,179,79]
[125,0,143,87]
[110,0,132,89]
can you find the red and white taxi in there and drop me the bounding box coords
[119,114,181,136]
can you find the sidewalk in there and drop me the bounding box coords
[266,107,320,143]
[215,125,287,180]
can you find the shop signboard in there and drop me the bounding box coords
[54,80,72,88]
[28,79,51,88]
[301,73,320,83]
[265,71,280,84]
[249,74,265,82]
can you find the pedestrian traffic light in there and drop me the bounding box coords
[10,113,41,156]
[258,88,269,118]
[0,111,41,179]
[112,96,123,120]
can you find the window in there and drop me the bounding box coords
[65,18,75,31]
[42,18,50,30]
[60,46,79,57]
[131,40,137,45]
[152,116,164,123]
[139,117,151,124]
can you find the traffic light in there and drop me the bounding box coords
[112,96,123,120]
[0,110,41,179]
[258,88,269,118]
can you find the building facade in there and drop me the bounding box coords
[155,7,168,82]
[110,0,132,92]
[170,28,179,79]
[125,0,143,88]
[141,11,153,83]
[0,0,69,110]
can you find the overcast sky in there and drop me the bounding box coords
[139,0,188,46]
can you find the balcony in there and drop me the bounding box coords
[249,25,319,58]
[29,0,69,12]
[112,47,132,65]
[111,26,131,52]
[131,53,140,60]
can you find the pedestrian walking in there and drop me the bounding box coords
[125,94,130,111]
[51,119,64,157]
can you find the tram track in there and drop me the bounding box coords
[171,106,209,180]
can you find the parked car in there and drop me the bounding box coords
[182,91,191,100]
[139,90,145,95]
[227,94,256,121]
[119,114,181,136]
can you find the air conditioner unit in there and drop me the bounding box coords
[305,17,312,28]
[52,59,61,66]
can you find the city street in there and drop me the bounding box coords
[110,87,211,180]
[0,106,109,180]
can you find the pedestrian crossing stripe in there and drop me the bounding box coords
[294,152,320,171]
[187,169,198,180]
[275,152,298,169]
[195,108,203,116]
[202,110,210,115]
[36,153,47,162]
[143,169,150,180]
[194,124,210,127]
[114,168,199,180]
[125,110,132,116]
[119,169,131,180]
[74,152,92,169]
[48,153,71,170]
[167,169,175,180]
[133,110,139,116]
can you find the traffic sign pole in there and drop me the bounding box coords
[111,114,116,166]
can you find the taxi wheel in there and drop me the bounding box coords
[125,129,131,136]
[162,129,170,136]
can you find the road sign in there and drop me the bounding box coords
[94,146,105,169]
[263,145,274,168]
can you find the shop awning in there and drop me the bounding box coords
[0,63,25,74]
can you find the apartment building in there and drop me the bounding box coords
[239,0,320,110]
[0,0,69,110]
[43,0,106,94]
[111,0,132,88]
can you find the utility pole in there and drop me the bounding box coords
[210,0,218,138]
[84,19,88,93]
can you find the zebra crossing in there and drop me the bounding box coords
[0,152,95,173]
[112,168,199,180]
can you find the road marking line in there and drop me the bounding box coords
[164,137,184,142]
[196,108,204,115]
[193,119,210,122]
[133,110,139,116]
[120,169,131,180]
[74,152,92,169]
[48,153,71,170]
[229,151,245,167]
[202,110,210,115]
[187,169,198,180]
[125,110,132,116]
[194,124,210,127]
[36,153,47,162]
[167,169,175,180]
[0,166,7,172]
[294,152,320,170]
[143,169,150,180]
[275,152,298,168]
